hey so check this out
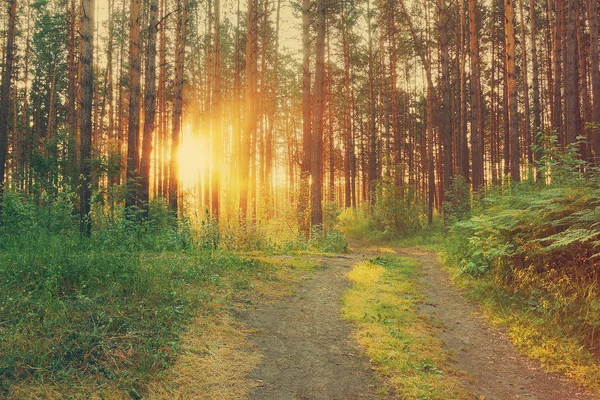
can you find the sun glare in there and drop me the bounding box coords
[178,125,210,189]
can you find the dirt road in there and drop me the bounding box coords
[236,254,383,399]
[236,244,598,399]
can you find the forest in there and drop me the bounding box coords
[1,0,600,397]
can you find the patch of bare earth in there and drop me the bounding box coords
[397,247,599,400]
[235,253,385,400]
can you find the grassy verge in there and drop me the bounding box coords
[0,234,319,399]
[342,256,471,399]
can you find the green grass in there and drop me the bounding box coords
[342,256,472,399]
[0,231,272,396]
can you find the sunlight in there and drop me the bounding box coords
[178,124,210,189]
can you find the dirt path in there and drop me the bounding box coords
[236,244,598,400]
[236,253,384,400]
[397,247,599,400]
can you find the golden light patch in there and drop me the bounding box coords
[146,314,261,399]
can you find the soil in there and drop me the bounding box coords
[398,247,599,400]
[235,243,599,400]
[236,253,383,400]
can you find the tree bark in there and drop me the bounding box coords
[80,0,93,235]
[311,0,326,228]
[212,0,221,221]
[439,0,454,199]
[169,0,189,214]
[126,0,142,213]
[469,0,484,190]
[589,0,600,161]
[518,0,532,166]
[298,0,311,232]
[553,0,565,143]
[564,0,580,146]
[140,0,158,218]
[505,0,520,182]
[367,0,377,206]
[529,0,542,177]
[240,0,258,224]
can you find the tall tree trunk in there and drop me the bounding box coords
[343,2,352,208]
[518,0,532,167]
[311,0,326,228]
[367,0,377,206]
[0,0,17,208]
[267,0,281,212]
[564,0,581,147]
[240,0,258,224]
[458,0,470,182]
[158,0,167,197]
[169,0,189,214]
[67,0,78,181]
[80,0,93,235]
[579,8,592,162]
[126,0,142,213]
[505,0,520,182]
[469,0,484,190]
[140,0,158,218]
[212,0,221,221]
[553,0,565,143]
[438,0,454,200]
[589,0,600,161]
[529,0,542,177]
[298,0,311,232]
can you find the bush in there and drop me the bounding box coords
[444,178,600,352]
[337,181,430,241]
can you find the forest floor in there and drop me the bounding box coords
[142,240,600,399]
[231,241,599,400]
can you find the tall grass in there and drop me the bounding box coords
[0,190,265,396]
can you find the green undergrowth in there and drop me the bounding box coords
[342,256,471,399]
[444,179,600,394]
[0,190,322,398]
[0,243,271,397]
[337,199,444,251]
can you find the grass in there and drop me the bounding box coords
[342,255,472,399]
[0,224,320,399]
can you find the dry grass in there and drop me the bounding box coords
[146,314,261,399]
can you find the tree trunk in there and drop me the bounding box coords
[343,1,352,208]
[126,0,142,213]
[505,0,520,182]
[212,0,221,221]
[140,0,158,218]
[518,0,532,167]
[169,0,189,214]
[589,0,600,161]
[240,0,258,224]
[469,0,484,190]
[80,0,93,235]
[439,0,454,200]
[311,0,326,228]
[298,0,311,232]
[564,0,581,146]
[553,0,565,143]
[0,0,17,208]
[529,0,542,177]
[367,0,377,206]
